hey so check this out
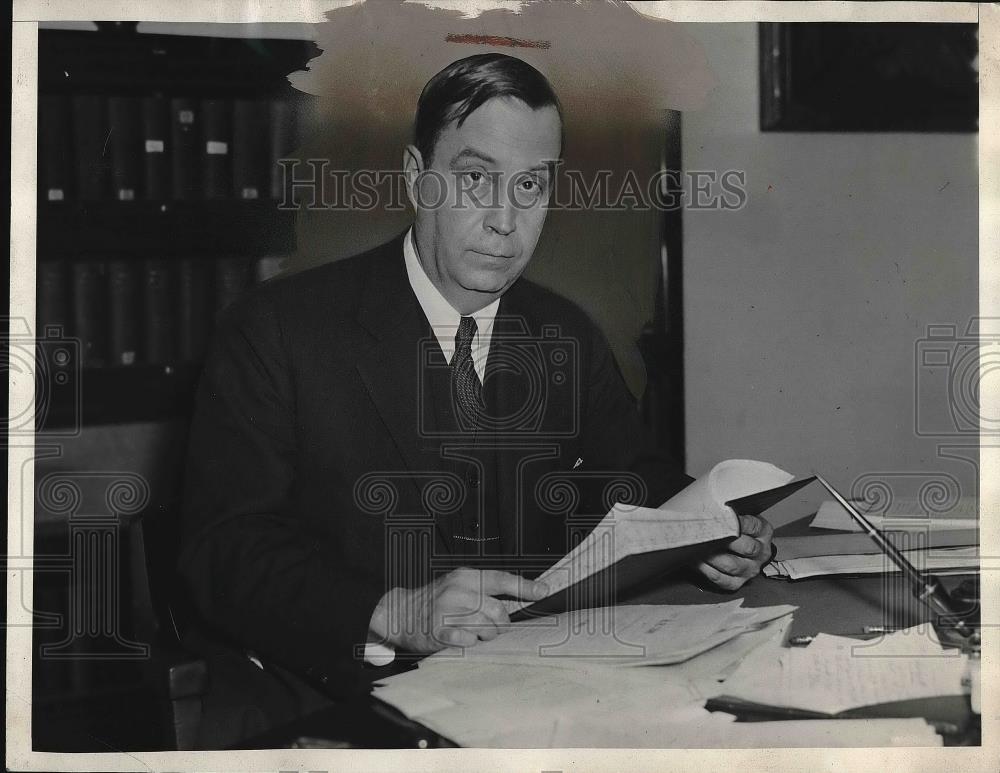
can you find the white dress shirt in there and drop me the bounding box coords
[403,228,499,379]
[364,229,500,667]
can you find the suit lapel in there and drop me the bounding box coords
[354,236,455,554]
[487,290,535,555]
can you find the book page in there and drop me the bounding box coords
[660,458,795,512]
[538,505,738,587]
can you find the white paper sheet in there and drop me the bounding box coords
[661,458,795,513]
[374,659,702,747]
[504,504,739,616]
[681,614,794,698]
[774,530,977,561]
[805,627,957,659]
[764,546,980,579]
[425,601,796,667]
[720,626,968,716]
[811,497,979,532]
[375,617,948,748]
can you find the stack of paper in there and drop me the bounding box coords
[374,658,703,747]
[374,633,943,748]
[506,459,795,615]
[426,600,796,667]
[766,526,979,580]
[372,601,796,747]
[374,613,951,747]
[669,613,795,698]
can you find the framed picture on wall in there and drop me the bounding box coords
[759,22,978,132]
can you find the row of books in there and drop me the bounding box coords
[38,93,314,203]
[37,256,284,367]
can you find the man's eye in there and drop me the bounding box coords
[465,171,484,184]
[517,178,546,197]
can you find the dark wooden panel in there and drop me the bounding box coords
[640,110,684,468]
[760,22,978,133]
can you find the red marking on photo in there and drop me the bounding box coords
[446,33,551,49]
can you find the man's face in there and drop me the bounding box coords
[406,97,562,314]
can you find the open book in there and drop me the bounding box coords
[507,459,813,618]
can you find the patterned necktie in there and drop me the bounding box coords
[451,316,483,428]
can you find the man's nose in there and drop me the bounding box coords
[483,197,516,236]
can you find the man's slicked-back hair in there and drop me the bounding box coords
[414,53,562,165]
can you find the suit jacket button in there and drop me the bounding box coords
[320,675,329,685]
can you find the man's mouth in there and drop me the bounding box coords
[471,250,513,259]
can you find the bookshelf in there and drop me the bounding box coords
[32,26,321,750]
[36,26,319,429]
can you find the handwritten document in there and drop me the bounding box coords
[720,628,968,716]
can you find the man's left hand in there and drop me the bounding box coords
[695,514,775,591]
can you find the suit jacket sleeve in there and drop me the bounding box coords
[177,293,384,696]
[578,319,693,508]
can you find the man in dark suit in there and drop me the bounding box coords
[179,53,774,737]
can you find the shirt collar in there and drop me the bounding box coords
[403,228,500,364]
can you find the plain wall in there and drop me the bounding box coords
[681,23,979,500]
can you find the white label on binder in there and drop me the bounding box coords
[145,139,165,153]
[241,187,259,199]
[117,189,136,201]
[47,189,64,201]
[179,110,194,124]
[206,141,228,155]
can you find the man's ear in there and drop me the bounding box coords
[402,145,424,211]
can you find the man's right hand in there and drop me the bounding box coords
[368,568,549,653]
